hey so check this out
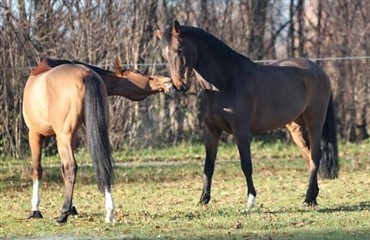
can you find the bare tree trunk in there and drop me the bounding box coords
[246,0,268,59]
[287,0,295,56]
[296,0,305,56]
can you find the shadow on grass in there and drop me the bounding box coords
[184,228,370,240]
[317,201,370,213]
[238,201,370,216]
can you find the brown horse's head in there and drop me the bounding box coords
[155,21,197,93]
[113,57,173,94]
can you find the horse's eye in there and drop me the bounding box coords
[176,49,182,54]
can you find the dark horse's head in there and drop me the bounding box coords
[155,21,197,93]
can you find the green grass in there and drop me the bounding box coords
[0,141,369,239]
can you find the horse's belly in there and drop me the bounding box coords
[23,107,55,136]
[250,104,304,133]
[250,118,289,133]
[204,109,233,133]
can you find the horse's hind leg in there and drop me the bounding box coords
[56,133,78,223]
[286,117,311,166]
[28,131,44,219]
[199,122,221,204]
[302,118,324,206]
[104,186,115,223]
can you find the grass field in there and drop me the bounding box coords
[1,140,369,239]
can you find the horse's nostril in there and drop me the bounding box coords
[180,85,188,93]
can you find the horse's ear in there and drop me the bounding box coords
[114,56,122,75]
[154,29,164,40]
[172,20,181,37]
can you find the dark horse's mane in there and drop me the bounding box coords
[43,58,143,76]
[73,61,111,75]
[163,25,250,62]
[44,58,113,76]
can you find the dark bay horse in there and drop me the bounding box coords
[155,21,339,208]
[23,58,172,223]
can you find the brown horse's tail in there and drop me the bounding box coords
[320,95,339,179]
[84,73,114,192]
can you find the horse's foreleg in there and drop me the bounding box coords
[303,122,322,206]
[28,131,44,219]
[234,130,256,209]
[56,134,78,223]
[199,123,221,205]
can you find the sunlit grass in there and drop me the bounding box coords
[0,141,369,239]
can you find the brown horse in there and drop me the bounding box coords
[23,58,172,223]
[155,21,339,209]
[35,57,173,99]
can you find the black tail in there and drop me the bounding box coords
[320,95,339,179]
[84,73,114,192]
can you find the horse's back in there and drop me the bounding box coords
[270,58,331,87]
[268,58,331,95]
[272,57,332,105]
[270,57,311,69]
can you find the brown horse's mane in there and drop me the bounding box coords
[71,60,115,76]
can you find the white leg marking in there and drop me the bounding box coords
[104,187,115,223]
[246,193,256,209]
[31,180,40,211]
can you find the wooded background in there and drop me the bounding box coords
[1,0,369,158]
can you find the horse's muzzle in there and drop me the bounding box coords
[177,85,188,93]
[164,82,175,95]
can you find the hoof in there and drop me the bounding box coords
[199,192,210,205]
[57,213,69,223]
[28,210,43,219]
[70,206,78,216]
[303,200,318,208]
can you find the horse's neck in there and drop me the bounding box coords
[194,69,220,92]
[103,74,157,100]
[194,39,244,92]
